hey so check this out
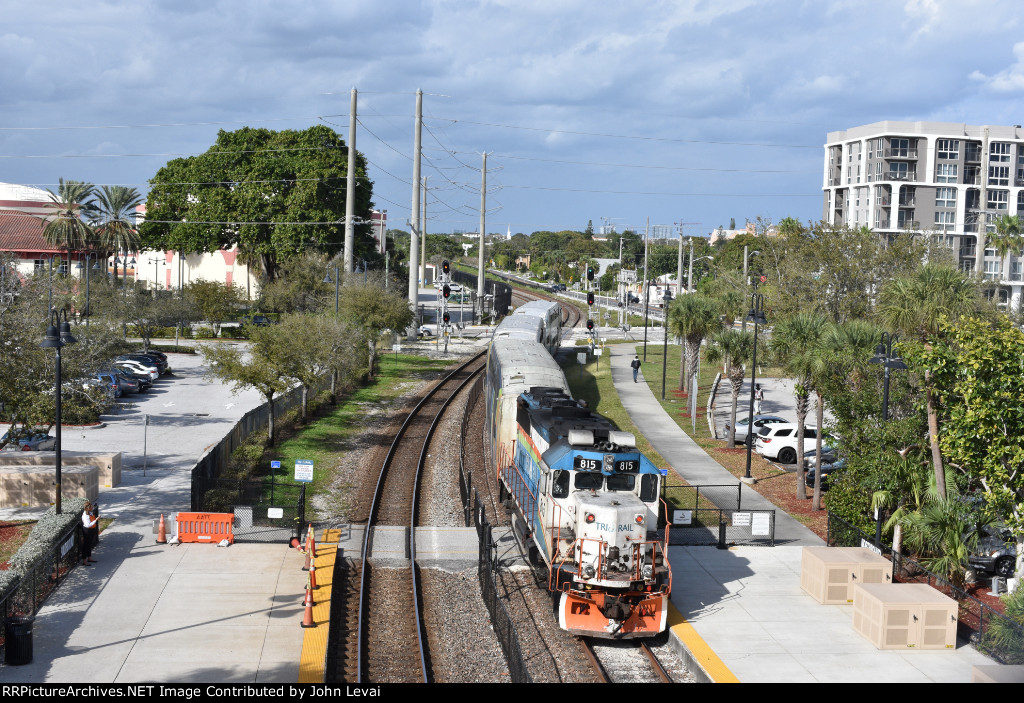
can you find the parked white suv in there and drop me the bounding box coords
[755,423,826,464]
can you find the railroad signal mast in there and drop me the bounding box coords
[437,259,454,352]
[586,265,597,344]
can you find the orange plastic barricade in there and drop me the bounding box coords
[175,512,235,545]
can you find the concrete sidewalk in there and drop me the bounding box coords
[603,343,996,682]
[605,343,822,547]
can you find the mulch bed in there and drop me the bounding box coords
[0,521,36,570]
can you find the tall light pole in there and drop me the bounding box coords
[869,332,908,547]
[661,290,674,400]
[323,266,340,314]
[743,293,767,482]
[40,309,77,514]
[688,255,714,294]
[75,254,100,327]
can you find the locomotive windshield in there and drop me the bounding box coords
[605,474,635,491]
[574,472,603,490]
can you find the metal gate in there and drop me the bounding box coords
[191,477,306,543]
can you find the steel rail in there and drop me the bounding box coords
[356,349,487,683]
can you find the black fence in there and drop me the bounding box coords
[827,512,1024,664]
[191,477,306,543]
[189,378,329,512]
[667,507,776,547]
[665,481,776,546]
[458,376,531,683]
[1,521,82,663]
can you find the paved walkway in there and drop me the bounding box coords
[605,343,821,546]
[605,342,996,682]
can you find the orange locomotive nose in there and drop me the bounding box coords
[558,590,668,639]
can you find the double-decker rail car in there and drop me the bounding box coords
[485,313,671,639]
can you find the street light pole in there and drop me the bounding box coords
[869,332,908,546]
[743,293,767,482]
[661,290,674,400]
[40,309,77,514]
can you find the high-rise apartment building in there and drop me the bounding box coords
[823,121,1024,310]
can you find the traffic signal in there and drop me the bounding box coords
[586,319,594,331]
[587,266,595,281]
[442,260,450,275]
[443,284,451,299]
[587,292,594,306]
[443,311,451,324]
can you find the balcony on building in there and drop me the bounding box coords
[965,147,982,163]
[884,148,918,159]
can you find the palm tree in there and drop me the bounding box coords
[815,319,880,510]
[770,312,830,499]
[988,214,1024,282]
[94,185,144,284]
[878,264,979,500]
[668,293,721,393]
[41,178,96,256]
[705,328,754,448]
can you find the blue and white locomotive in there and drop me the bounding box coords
[485,300,670,639]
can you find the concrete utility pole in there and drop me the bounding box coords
[408,89,422,329]
[477,152,487,299]
[420,176,427,286]
[687,237,695,293]
[344,88,357,274]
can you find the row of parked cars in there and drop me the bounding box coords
[1,350,174,452]
[89,349,173,398]
[726,414,843,489]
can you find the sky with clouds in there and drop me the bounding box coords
[2,0,1023,239]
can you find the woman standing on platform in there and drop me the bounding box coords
[81,501,98,565]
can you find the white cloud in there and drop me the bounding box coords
[970,41,1024,93]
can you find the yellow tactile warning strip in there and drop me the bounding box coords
[298,528,340,683]
[666,601,740,683]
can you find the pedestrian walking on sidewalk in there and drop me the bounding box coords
[755,384,764,414]
[631,355,642,383]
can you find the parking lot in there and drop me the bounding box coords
[0,346,266,521]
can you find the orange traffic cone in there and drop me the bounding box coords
[300,583,315,628]
[157,514,167,544]
[309,560,317,590]
[308,525,317,560]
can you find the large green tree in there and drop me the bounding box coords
[705,329,754,448]
[926,316,1024,578]
[141,125,375,282]
[41,178,96,257]
[338,281,414,378]
[879,264,980,500]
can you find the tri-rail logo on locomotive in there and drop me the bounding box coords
[484,300,671,639]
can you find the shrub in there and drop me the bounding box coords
[195,327,217,339]
[0,498,87,602]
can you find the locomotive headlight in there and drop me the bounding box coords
[582,564,596,579]
[634,513,645,525]
[642,564,653,579]
[585,512,595,524]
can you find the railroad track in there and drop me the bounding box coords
[351,351,487,683]
[582,638,674,683]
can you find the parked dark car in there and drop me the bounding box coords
[805,457,845,490]
[95,371,139,396]
[969,527,1017,578]
[1,428,56,452]
[242,314,274,326]
[106,365,152,392]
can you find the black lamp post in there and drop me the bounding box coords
[323,266,339,313]
[743,292,768,481]
[661,289,674,400]
[868,332,907,546]
[40,309,77,514]
[869,332,907,421]
[76,254,100,328]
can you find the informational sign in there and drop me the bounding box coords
[294,459,314,483]
[392,344,402,353]
[595,348,603,356]
[752,512,771,536]
[860,539,883,556]
[733,511,751,527]
[267,508,284,519]
[271,460,281,470]
[577,352,587,365]
[673,509,693,525]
